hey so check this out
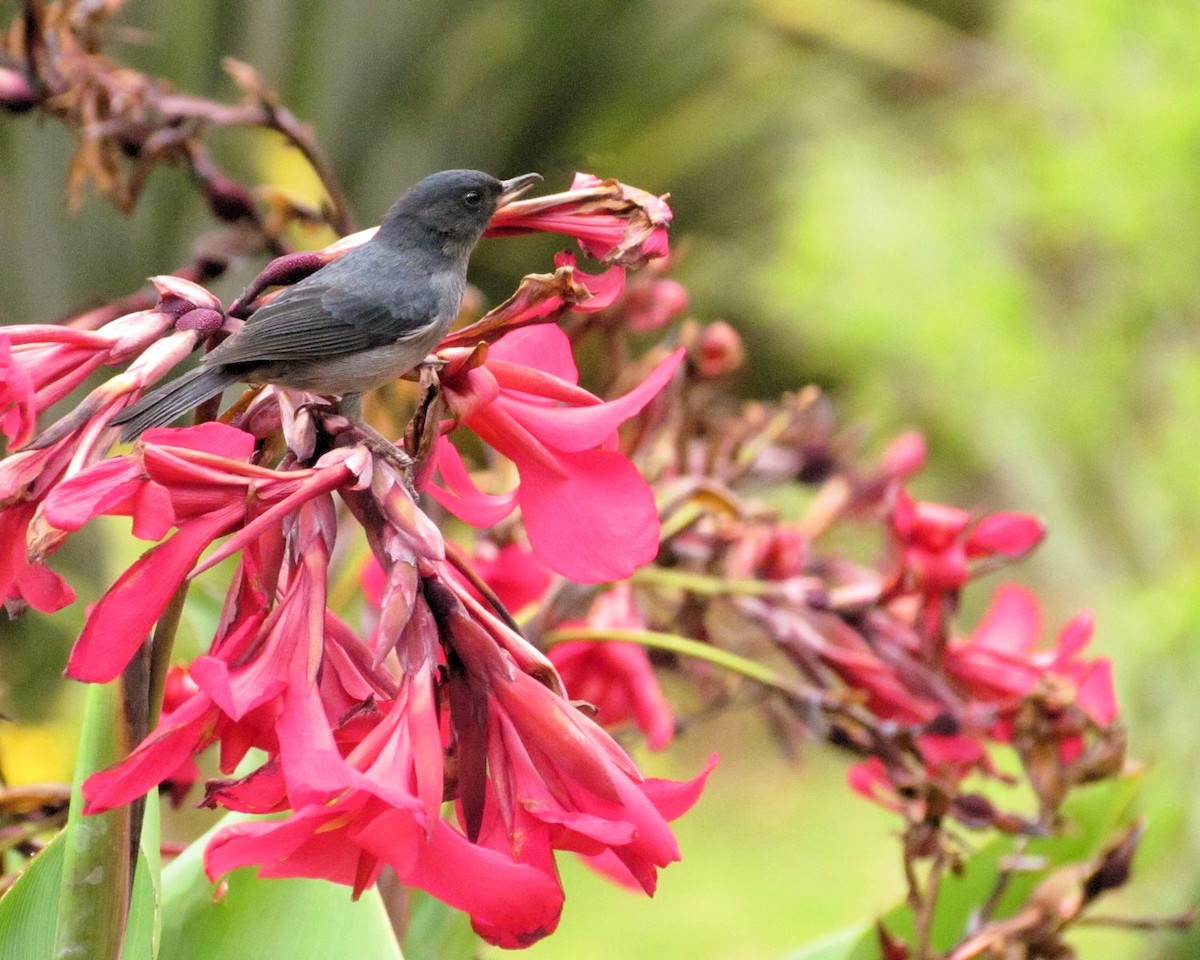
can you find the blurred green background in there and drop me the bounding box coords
[2,1,1199,957]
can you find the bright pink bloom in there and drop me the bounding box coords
[890,490,1045,594]
[429,325,683,582]
[948,583,1117,728]
[551,584,675,750]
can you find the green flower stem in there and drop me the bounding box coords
[630,565,779,597]
[542,627,795,694]
[147,581,190,727]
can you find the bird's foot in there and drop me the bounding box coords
[359,431,419,499]
[335,393,419,499]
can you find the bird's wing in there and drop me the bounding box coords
[207,253,454,366]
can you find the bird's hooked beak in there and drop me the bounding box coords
[496,172,543,207]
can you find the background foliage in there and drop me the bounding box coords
[1,1,1196,957]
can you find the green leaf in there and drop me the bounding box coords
[0,829,67,960]
[159,814,402,960]
[785,923,872,960]
[788,772,1143,960]
[122,791,161,960]
[0,823,159,960]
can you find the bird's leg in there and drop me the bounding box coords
[337,393,415,480]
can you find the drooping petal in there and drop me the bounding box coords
[364,813,566,949]
[515,448,660,583]
[141,422,258,460]
[41,456,174,539]
[487,325,579,385]
[1073,658,1117,726]
[67,506,242,682]
[0,503,76,615]
[83,692,217,813]
[463,543,553,614]
[425,438,518,528]
[966,584,1042,655]
[965,512,1045,558]
[205,800,380,891]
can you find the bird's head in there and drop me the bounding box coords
[379,169,541,256]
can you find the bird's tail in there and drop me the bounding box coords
[110,365,242,440]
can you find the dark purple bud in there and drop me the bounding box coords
[950,793,997,830]
[175,308,225,340]
[229,251,327,318]
[205,174,259,223]
[1083,823,1142,904]
[0,68,38,113]
[155,296,195,320]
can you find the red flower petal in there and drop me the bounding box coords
[965,512,1045,558]
[498,349,683,453]
[425,438,518,528]
[67,507,241,682]
[966,584,1042,655]
[83,693,216,813]
[488,325,579,384]
[516,448,659,583]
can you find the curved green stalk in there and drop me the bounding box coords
[543,626,796,694]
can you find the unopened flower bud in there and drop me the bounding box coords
[175,308,225,339]
[625,278,689,332]
[228,251,331,318]
[204,173,259,223]
[691,321,744,378]
[881,430,927,480]
[0,68,37,113]
[150,275,223,315]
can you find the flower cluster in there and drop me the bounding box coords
[0,175,717,947]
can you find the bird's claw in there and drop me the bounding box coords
[361,435,419,499]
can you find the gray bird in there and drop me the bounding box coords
[111,169,542,443]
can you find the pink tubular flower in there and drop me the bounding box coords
[0,276,225,448]
[40,422,372,682]
[428,324,684,582]
[887,488,1045,640]
[550,583,675,750]
[426,576,713,914]
[75,432,709,949]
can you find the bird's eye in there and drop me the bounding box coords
[463,190,482,208]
